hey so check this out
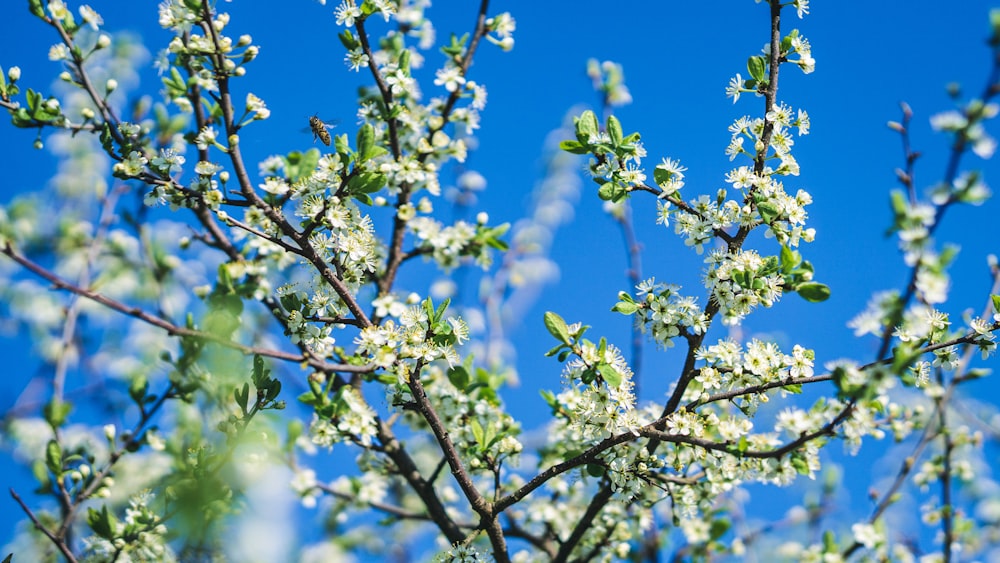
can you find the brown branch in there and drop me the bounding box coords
[376,0,492,298]
[659,2,785,423]
[198,4,373,331]
[314,482,436,522]
[405,362,509,560]
[10,488,78,563]
[0,242,371,374]
[375,419,465,542]
[44,15,125,148]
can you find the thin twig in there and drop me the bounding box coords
[0,242,372,374]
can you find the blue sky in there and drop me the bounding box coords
[1,0,999,555]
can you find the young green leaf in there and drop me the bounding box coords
[606,115,623,145]
[797,282,831,302]
[544,311,572,345]
[597,363,622,388]
[747,55,767,83]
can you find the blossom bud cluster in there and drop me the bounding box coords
[158,1,261,101]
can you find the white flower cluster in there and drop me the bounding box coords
[80,491,174,562]
[556,341,638,442]
[703,249,784,325]
[511,480,640,561]
[354,306,470,373]
[692,339,814,406]
[930,102,999,159]
[409,217,491,271]
[632,278,708,348]
[308,387,378,449]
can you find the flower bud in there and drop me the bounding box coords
[96,34,111,49]
[81,107,95,120]
[105,78,118,93]
[7,66,20,82]
[237,34,252,47]
[59,71,73,82]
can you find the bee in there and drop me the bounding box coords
[308,115,338,146]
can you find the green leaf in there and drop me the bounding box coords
[45,440,62,474]
[709,518,731,541]
[28,0,45,17]
[337,29,359,50]
[434,297,451,322]
[780,244,800,273]
[544,343,565,358]
[297,390,322,406]
[544,311,572,345]
[891,344,921,374]
[252,355,269,385]
[346,172,386,196]
[965,368,991,380]
[266,380,282,402]
[356,123,375,162]
[559,139,589,154]
[575,110,599,143]
[87,506,118,540]
[597,363,622,388]
[790,454,810,475]
[653,166,677,189]
[597,181,617,201]
[333,133,350,155]
[606,115,623,145]
[448,365,471,390]
[284,149,321,183]
[747,55,767,83]
[129,375,149,404]
[797,282,831,302]
[540,389,559,412]
[43,399,71,429]
[235,383,249,413]
[469,419,485,449]
[757,200,780,224]
[611,301,639,315]
[26,88,40,112]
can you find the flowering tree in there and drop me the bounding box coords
[1,0,999,561]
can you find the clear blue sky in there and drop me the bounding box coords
[1,0,999,554]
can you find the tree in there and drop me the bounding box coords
[1,0,999,561]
